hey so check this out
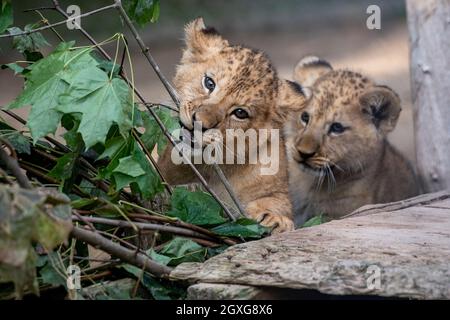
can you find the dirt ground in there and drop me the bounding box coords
[0,19,415,163]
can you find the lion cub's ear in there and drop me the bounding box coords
[182,17,229,62]
[359,85,402,135]
[293,56,333,87]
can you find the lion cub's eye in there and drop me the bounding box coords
[231,108,249,119]
[202,75,216,93]
[300,112,310,124]
[329,122,346,134]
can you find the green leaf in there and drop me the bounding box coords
[122,264,185,300]
[98,60,120,78]
[211,218,269,239]
[1,62,24,75]
[48,152,78,181]
[148,237,207,266]
[301,214,325,228]
[141,108,179,155]
[7,43,98,142]
[38,254,66,287]
[123,0,161,26]
[7,24,49,54]
[111,142,163,199]
[0,186,72,298]
[0,122,31,154]
[0,0,13,34]
[113,155,146,177]
[168,187,227,226]
[97,136,127,160]
[57,66,133,148]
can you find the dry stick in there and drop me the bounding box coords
[114,2,247,220]
[72,215,218,242]
[128,213,238,246]
[0,141,32,189]
[71,226,172,277]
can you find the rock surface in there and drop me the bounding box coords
[171,191,450,299]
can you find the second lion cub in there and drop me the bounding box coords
[283,57,420,225]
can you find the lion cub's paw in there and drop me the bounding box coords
[256,213,294,234]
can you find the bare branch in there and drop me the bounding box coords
[0,140,32,189]
[71,226,172,277]
[72,215,219,242]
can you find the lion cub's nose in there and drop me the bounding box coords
[298,150,316,160]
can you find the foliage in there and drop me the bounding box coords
[0,186,72,298]
[301,214,325,228]
[124,0,161,26]
[0,1,269,301]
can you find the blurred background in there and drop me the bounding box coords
[0,0,414,162]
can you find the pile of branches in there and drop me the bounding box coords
[0,0,268,300]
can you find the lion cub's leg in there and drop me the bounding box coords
[245,194,294,233]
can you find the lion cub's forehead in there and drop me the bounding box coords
[220,46,278,99]
[311,70,373,115]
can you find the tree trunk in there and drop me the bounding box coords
[406,0,450,192]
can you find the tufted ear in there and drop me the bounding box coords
[293,56,333,87]
[182,17,229,62]
[275,80,309,121]
[359,85,402,135]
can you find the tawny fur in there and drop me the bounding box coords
[158,18,305,233]
[283,58,420,226]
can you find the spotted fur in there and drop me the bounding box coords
[283,57,420,226]
[159,18,305,233]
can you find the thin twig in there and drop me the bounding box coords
[0,4,118,39]
[71,226,172,277]
[72,215,219,242]
[113,1,180,106]
[212,164,248,218]
[0,140,32,189]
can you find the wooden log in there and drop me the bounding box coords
[406,0,450,192]
[171,192,450,299]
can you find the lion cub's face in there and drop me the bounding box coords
[174,18,281,148]
[285,63,401,177]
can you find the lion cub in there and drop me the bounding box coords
[159,18,304,232]
[283,57,420,226]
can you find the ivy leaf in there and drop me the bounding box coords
[0,122,30,154]
[211,218,269,239]
[168,187,227,226]
[113,155,146,177]
[0,0,13,34]
[148,237,207,266]
[122,264,185,300]
[301,214,325,228]
[48,152,78,181]
[109,141,163,199]
[38,253,66,287]
[141,108,179,155]
[123,0,160,26]
[57,66,133,149]
[7,24,49,54]
[0,186,72,298]
[7,43,98,142]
